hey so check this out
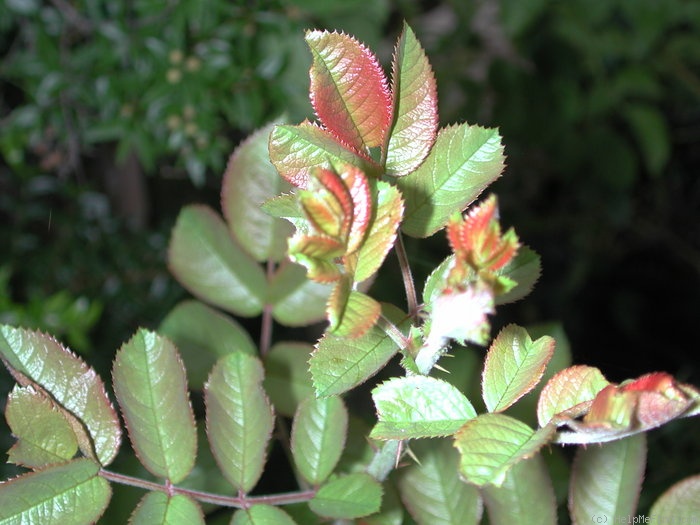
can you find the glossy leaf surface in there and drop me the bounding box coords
[310,304,404,397]
[222,121,294,262]
[453,413,554,487]
[398,124,505,237]
[0,325,121,466]
[5,385,78,468]
[291,395,348,485]
[159,300,256,389]
[650,475,700,523]
[269,122,378,188]
[397,440,482,525]
[306,30,392,151]
[386,22,438,177]
[231,504,298,525]
[205,352,274,493]
[569,435,646,525]
[130,492,204,525]
[112,329,197,483]
[482,324,555,412]
[263,342,314,417]
[0,459,111,525]
[309,472,382,519]
[370,376,476,439]
[168,205,266,317]
[481,455,557,525]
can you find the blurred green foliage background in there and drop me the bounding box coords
[1,0,699,520]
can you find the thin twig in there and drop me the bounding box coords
[395,232,419,319]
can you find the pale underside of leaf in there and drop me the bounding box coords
[129,492,205,525]
[386,22,438,177]
[0,325,121,466]
[231,504,299,525]
[650,474,700,523]
[112,329,197,484]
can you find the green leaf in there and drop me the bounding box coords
[650,475,700,523]
[0,326,121,466]
[328,286,381,338]
[482,324,555,412]
[306,30,392,151]
[362,480,404,525]
[397,440,482,525]
[268,262,333,327]
[398,124,505,238]
[353,181,404,283]
[453,413,555,487]
[386,22,438,177]
[159,300,256,389]
[291,396,348,485]
[536,365,610,427]
[263,342,314,417]
[5,385,78,468]
[309,473,382,519]
[623,103,670,176]
[288,233,345,283]
[205,352,274,493]
[481,455,557,525]
[370,376,477,439]
[222,121,294,262]
[309,304,404,397]
[130,492,204,525]
[168,205,266,317]
[569,434,646,525]
[269,122,380,188]
[231,504,298,525]
[494,245,541,305]
[0,459,111,525]
[112,329,197,484]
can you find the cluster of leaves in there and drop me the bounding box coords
[1,22,700,525]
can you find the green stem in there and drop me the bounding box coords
[366,440,403,482]
[99,469,316,508]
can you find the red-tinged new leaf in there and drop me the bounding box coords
[222,121,294,263]
[536,365,610,427]
[306,30,392,151]
[354,182,404,283]
[288,233,345,283]
[269,122,378,188]
[0,325,121,466]
[0,458,111,525]
[650,475,700,523]
[205,352,274,493]
[386,23,438,177]
[112,329,197,484]
[569,435,646,525]
[398,124,505,238]
[301,167,354,239]
[342,164,373,254]
[327,281,381,339]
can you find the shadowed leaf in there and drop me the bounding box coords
[268,262,333,327]
[650,475,700,523]
[310,472,382,519]
[263,342,314,417]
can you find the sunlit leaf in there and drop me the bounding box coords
[370,375,476,440]
[0,325,121,466]
[130,492,204,525]
[386,22,438,177]
[222,121,294,262]
[5,385,78,468]
[310,304,405,397]
[569,434,646,525]
[168,205,266,317]
[159,300,256,389]
[231,504,299,525]
[328,287,381,338]
[0,459,111,525]
[650,475,700,523]
[309,472,382,519]
[288,233,345,283]
[354,182,404,282]
[205,352,274,493]
[269,122,379,188]
[536,365,610,427]
[112,329,197,483]
[481,455,557,525]
[398,124,505,238]
[397,440,482,525]
[453,413,555,487]
[291,396,348,485]
[306,30,392,151]
[482,324,555,413]
[268,262,333,327]
[263,342,314,417]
